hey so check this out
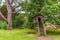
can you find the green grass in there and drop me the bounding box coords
[0,29,36,40]
[46,29,60,40]
[0,29,60,40]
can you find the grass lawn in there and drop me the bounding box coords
[46,29,60,40]
[0,29,36,40]
[0,29,60,40]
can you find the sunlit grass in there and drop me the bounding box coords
[0,29,60,40]
[47,29,60,40]
[0,29,36,40]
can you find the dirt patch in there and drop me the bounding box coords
[36,36,54,40]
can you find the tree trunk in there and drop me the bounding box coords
[7,10,12,29]
[37,17,45,36]
[5,0,12,29]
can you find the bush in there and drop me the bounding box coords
[21,22,36,29]
[12,14,24,28]
[0,21,7,29]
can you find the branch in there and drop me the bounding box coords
[13,9,21,13]
[13,6,21,13]
[13,5,20,9]
[5,0,13,7]
[0,11,7,22]
[9,0,14,4]
[6,0,14,5]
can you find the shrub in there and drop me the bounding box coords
[0,21,7,29]
[21,22,36,29]
[12,14,25,28]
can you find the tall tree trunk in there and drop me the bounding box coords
[5,0,12,29]
[0,0,19,29]
[37,17,46,36]
[7,9,12,29]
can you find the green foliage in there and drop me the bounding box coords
[41,4,60,25]
[22,0,60,26]
[22,0,45,15]
[12,14,25,28]
[13,0,60,28]
[0,21,7,29]
[0,0,60,29]
[46,0,58,5]
[21,22,36,29]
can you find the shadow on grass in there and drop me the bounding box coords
[46,30,60,35]
[27,31,36,34]
[27,29,60,35]
[26,29,36,34]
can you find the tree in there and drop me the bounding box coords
[0,0,23,29]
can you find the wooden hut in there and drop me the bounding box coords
[33,14,46,36]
